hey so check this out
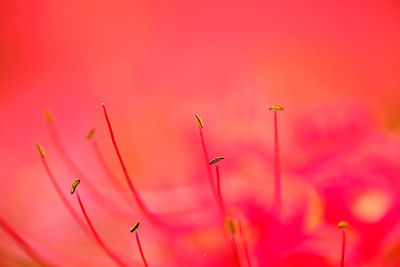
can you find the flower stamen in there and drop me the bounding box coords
[71,180,129,267]
[210,157,241,267]
[269,105,283,214]
[86,128,96,141]
[338,221,348,267]
[42,110,117,214]
[130,222,149,267]
[101,103,164,226]
[225,219,241,267]
[194,114,218,203]
[194,114,204,128]
[36,144,88,233]
[238,220,253,267]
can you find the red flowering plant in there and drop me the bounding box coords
[1,97,399,267]
[1,1,400,266]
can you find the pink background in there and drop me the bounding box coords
[1,1,400,266]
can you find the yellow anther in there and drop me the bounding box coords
[130,222,140,233]
[43,108,54,124]
[209,156,225,165]
[194,114,204,128]
[36,144,46,159]
[269,105,284,111]
[71,179,80,195]
[225,219,235,234]
[86,128,96,140]
[337,221,349,228]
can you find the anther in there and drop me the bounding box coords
[130,222,140,233]
[269,105,284,111]
[194,114,204,128]
[226,219,236,234]
[36,144,46,159]
[43,108,54,124]
[71,179,81,195]
[209,156,225,165]
[86,128,96,140]
[338,221,348,228]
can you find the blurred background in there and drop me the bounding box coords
[1,0,400,266]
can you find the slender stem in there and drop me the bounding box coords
[199,128,218,201]
[230,231,241,267]
[46,121,118,211]
[101,104,144,208]
[215,164,226,217]
[213,164,241,267]
[272,110,282,212]
[0,217,53,267]
[75,191,129,267]
[40,157,89,234]
[238,220,252,267]
[341,227,346,267]
[135,231,149,267]
[101,104,162,225]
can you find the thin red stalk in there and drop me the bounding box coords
[135,231,149,267]
[101,104,146,209]
[91,139,133,207]
[230,231,241,267]
[40,157,89,234]
[199,128,218,201]
[101,104,164,226]
[341,227,346,267]
[214,164,241,267]
[75,191,129,267]
[238,220,252,267]
[215,164,226,217]
[272,110,282,212]
[46,118,138,222]
[0,217,53,267]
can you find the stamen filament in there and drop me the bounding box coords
[269,105,283,213]
[136,232,148,267]
[238,220,253,267]
[195,114,218,202]
[43,110,119,214]
[130,223,149,267]
[36,144,89,234]
[226,219,241,267]
[215,164,226,217]
[230,231,241,267]
[338,221,348,267]
[0,217,53,267]
[72,182,129,267]
[210,158,241,267]
[101,104,165,226]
